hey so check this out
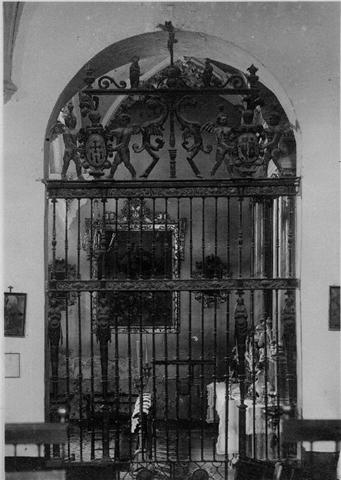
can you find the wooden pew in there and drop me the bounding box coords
[5,423,68,480]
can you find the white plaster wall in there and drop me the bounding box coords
[4,2,340,425]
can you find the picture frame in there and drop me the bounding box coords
[329,286,340,331]
[95,223,181,333]
[5,353,20,378]
[84,199,186,333]
[4,292,27,337]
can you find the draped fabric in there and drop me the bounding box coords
[3,2,24,103]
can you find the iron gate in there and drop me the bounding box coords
[46,22,299,480]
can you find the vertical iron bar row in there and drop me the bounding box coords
[213,197,218,460]
[238,197,243,278]
[175,198,180,460]
[164,197,170,460]
[114,198,120,460]
[250,199,256,458]
[77,199,83,461]
[224,196,231,469]
[188,291,193,461]
[264,314,269,460]
[127,197,133,459]
[200,197,206,460]
[138,199,144,461]
[288,197,296,278]
[224,294,230,468]
[189,197,193,277]
[275,198,281,458]
[89,199,95,459]
[151,198,157,461]
[51,199,57,279]
[64,200,71,458]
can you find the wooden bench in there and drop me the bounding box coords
[5,423,68,480]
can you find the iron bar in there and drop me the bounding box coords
[154,359,216,366]
[82,87,259,96]
[114,198,119,280]
[139,291,144,461]
[127,253,133,460]
[188,292,193,461]
[264,314,269,460]
[200,295,205,460]
[164,198,169,279]
[250,291,256,458]
[175,199,180,460]
[77,199,81,279]
[214,197,218,278]
[151,199,157,461]
[238,197,243,278]
[151,291,157,461]
[89,292,95,460]
[288,197,295,277]
[200,197,205,460]
[275,289,281,459]
[77,292,83,461]
[49,278,299,292]
[64,200,70,398]
[51,199,57,279]
[164,197,170,459]
[46,178,301,200]
[164,291,170,459]
[189,197,193,277]
[89,200,95,459]
[213,296,217,461]
[114,290,120,461]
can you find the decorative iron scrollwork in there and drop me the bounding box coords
[48,20,296,181]
[193,255,228,307]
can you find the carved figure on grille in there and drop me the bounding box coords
[96,297,111,345]
[48,297,63,397]
[96,296,111,395]
[202,58,214,87]
[49,103,84,180]
[234,293,248,374]
[201,109,235,176]
[108,113,140,179]
[134,105,167,178]
[175,99,213,178]
[129,56,140,88]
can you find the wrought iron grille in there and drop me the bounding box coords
[45,22,299,480]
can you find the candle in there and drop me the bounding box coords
[136,340,141,376]
[144,334,149,364]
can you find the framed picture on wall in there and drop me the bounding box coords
[329,286,340,331]
[4,292,27,337]
[5,353,20,378]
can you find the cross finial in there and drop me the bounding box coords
[8,285,13,293]
[157,20,178,66]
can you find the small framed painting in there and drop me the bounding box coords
[4,292,27,337]
[329,286,340,331]
[5,353,20,378]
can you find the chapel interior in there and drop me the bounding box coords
[3,3,340,480]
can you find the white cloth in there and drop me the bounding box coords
[206,383,269,455]
[131,393,152,433]
[206,382,239,455]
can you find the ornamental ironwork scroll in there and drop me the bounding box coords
[48,21,296,182]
